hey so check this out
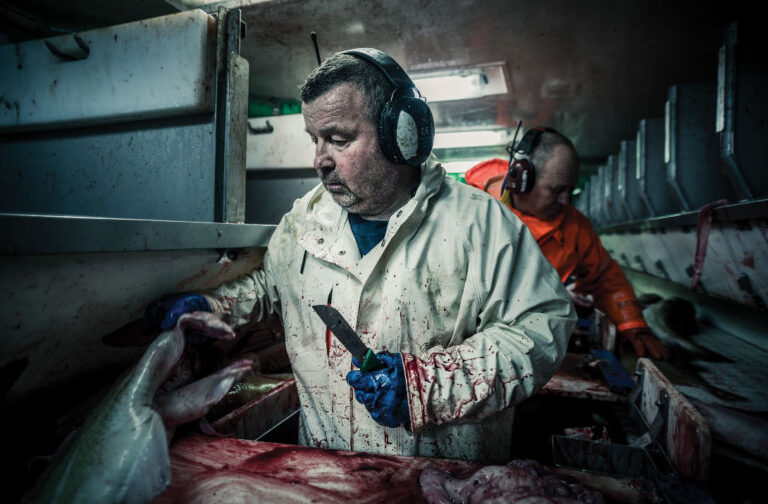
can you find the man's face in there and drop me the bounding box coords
[513,144,579,221]
[302,84,411,218]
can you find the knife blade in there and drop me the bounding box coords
[312,304,385,372]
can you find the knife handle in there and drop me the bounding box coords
[360,348,385,373]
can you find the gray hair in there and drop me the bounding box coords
[531,130,579,173]
[299,53,393,125]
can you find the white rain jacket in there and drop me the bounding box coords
[208,154,575,462]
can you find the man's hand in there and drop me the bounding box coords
[346,352,410,428]
[143,293,212,332]
[619,328,670,360]
[566,283,594,308]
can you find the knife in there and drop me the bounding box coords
[312,305,385,372]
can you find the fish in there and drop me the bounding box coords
[22,311,251,504]
[643,299,732,362]
[420,459,605,504]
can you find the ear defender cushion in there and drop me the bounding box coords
[517,159,535,193]
[506,158,536,194]
[379,95,434,166]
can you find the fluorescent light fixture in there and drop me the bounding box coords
[412,63,508,102]
[433,129,511,149]
[345,21,365,35]
[414,73,487,102]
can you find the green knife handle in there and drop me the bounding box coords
[360,348,385,373]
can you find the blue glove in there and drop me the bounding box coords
[143,293,211,332]
[346,352,409,428]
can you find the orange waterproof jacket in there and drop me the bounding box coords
[465,159,648,333]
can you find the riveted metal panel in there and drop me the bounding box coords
[666,82,736,211]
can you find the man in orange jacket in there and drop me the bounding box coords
[465,127,669,359]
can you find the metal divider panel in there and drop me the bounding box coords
[637,118,680,217]
[666,82,736,211]
[718,21,768,199]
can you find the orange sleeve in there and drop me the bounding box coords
[572,215,648,333]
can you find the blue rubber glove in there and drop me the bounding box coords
[346,352,409,428]
[160,294,210,330]
[143,293,211,332]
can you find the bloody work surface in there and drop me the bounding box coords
[539,353,622,402]
[154,436,657,503]
[154,436,483,504]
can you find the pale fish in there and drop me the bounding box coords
[23,311,251,504]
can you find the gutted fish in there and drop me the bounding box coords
[420,459,604,504]
[23,312,251,504]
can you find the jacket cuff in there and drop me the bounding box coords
[617,320,649,333]
[203,294,224,318]
[401,352,428,433]
[598,290,647,332]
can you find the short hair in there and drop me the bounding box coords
[299,53,393,126]
[531,131,579,174]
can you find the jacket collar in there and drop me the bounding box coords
[297,154,445,276]
[510,204,571,245]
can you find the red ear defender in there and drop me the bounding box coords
[502,126,557,196]
[506,158,535,194]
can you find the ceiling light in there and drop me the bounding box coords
[414,73,487,102]
[345,21,365,35]
[433,129,511,149]
[411,63,508,102]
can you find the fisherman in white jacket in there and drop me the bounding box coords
[145,49,576,463]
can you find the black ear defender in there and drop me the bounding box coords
[504,126,557,194]
[342,48,434,166]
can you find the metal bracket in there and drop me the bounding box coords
[215,248,240,263]
[44,34,90,61]
[247,119,274,135]
[649,390,670,446]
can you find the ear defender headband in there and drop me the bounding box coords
[502,127,557,199]
[342,48,435,166]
